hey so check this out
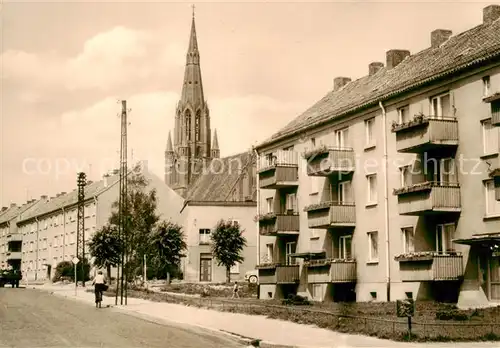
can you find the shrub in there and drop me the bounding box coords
[282,294,311,306]
[435,309,469,321]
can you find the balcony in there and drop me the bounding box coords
[483,94,500,125]
[258,151,299,189]
[391,116,459,153]
[6,251,22,260]
[304,201,356,229]
[306,259,357,283]
[394,182,461,216]
[395,252,464,282]
[303,146,355,177]
[257,214,300,236]
[6,234,23,242]
[256,264,300,284]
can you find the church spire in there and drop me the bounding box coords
[181,7,205,106]
[211,129,220,158]
[166,131,173,152]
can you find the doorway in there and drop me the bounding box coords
[199,254,212,282]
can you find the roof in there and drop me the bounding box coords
[257,19,500,149]
[185,151,257,203]
[454,232,500,245]
[18,174,121,223]
[0,200,41,226]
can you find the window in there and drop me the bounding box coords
[199,229,211,244]
[436,223,455,253]
[285,193,297,213]
[483,76,491,97]
[400,165,412,187]
[365,118,375,146]
[398,105,410,124]
[367,174,377,204]
[30,242,33,252]
[264,153,274,167]
[285,242,296,265]
[339,235,352,259]
[430,93,451,118]
[482,119,498,155]
[43,239,47,249]
[44,220,48,229]
[485,180,500,216]
[368,231,379,262]
[266,243,274,263]
[338,181,352,204]
[402,227,415,253]
[335,127,349,148]
[266,197,273,213]
[311,138,316,147]
[434,158,457,184]
[230,262,240,274]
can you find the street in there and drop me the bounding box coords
[0,288,245,348]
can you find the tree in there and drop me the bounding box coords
[148,221,187,284]
[107,169,160,278]
[211,219,247,283]
[87,224,122,283]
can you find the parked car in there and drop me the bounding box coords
[0,269,22,288]
[244,269,258,283]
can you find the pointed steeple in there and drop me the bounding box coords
[212,129,219,150]
[166,131,173,152]
[180,9,205,107]
[211,129,220,159]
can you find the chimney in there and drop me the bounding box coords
[369,62,384,76]
[333,77,351,92]
[431,29,452,48]
[112,169,119,175]
[386,49,410,69]
[1,207,7,212]
[10,203,16,208]
[484,5,500,25]
[103,174,110,188]
[40,195,48,200]
[87,180,93,185]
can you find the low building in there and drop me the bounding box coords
[254,5,500,307]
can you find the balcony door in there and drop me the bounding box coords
[430,93,451,118]
[338,235,352,259]
[285,193,297,214]
[489,255,500,301]
[286,242,296,265]
[335,128,349,148]
[436,223,455,253]
[433,158,457,185]
[338,181,352,204]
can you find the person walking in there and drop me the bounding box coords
[231,281,240,299]
[92,271,106,308]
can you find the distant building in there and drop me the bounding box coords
[254,5,500,307]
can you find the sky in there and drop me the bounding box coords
[0,0,495,206]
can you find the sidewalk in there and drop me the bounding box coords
[33,283,500,348]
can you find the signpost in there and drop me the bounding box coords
[72,257,79,296]
[396,298,415,338]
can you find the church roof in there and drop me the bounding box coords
[256,17,500,149]
[185,151,256,203]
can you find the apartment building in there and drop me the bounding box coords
[0,200,41,270]
[15,163,185,281]
[254,5,500,306]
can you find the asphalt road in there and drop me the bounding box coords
[0,288,245,348]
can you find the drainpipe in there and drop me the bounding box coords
[35,217,39,281]
[61,207,65,261]
[379,101,391,302]
[253,147,261,267]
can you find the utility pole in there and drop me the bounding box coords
[116,100,129,306]
[76,172,86,287]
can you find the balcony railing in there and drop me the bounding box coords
[306,259,357,283]
[258,214,300,236]
[6,251,22,260]
[303,146,355,177]
[395,252,463,281]
[304,201,356,228]
[392,116,459,153]
[256,264,300,284]
[394,181,461,216]
[258,151,299,189]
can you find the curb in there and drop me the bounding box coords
[36,287,308,348]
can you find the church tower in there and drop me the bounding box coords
[165,9,217,197]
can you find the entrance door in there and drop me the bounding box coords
[490,255,500,301]
[199,255,212,282]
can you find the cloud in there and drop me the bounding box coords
[2,26,184,93]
